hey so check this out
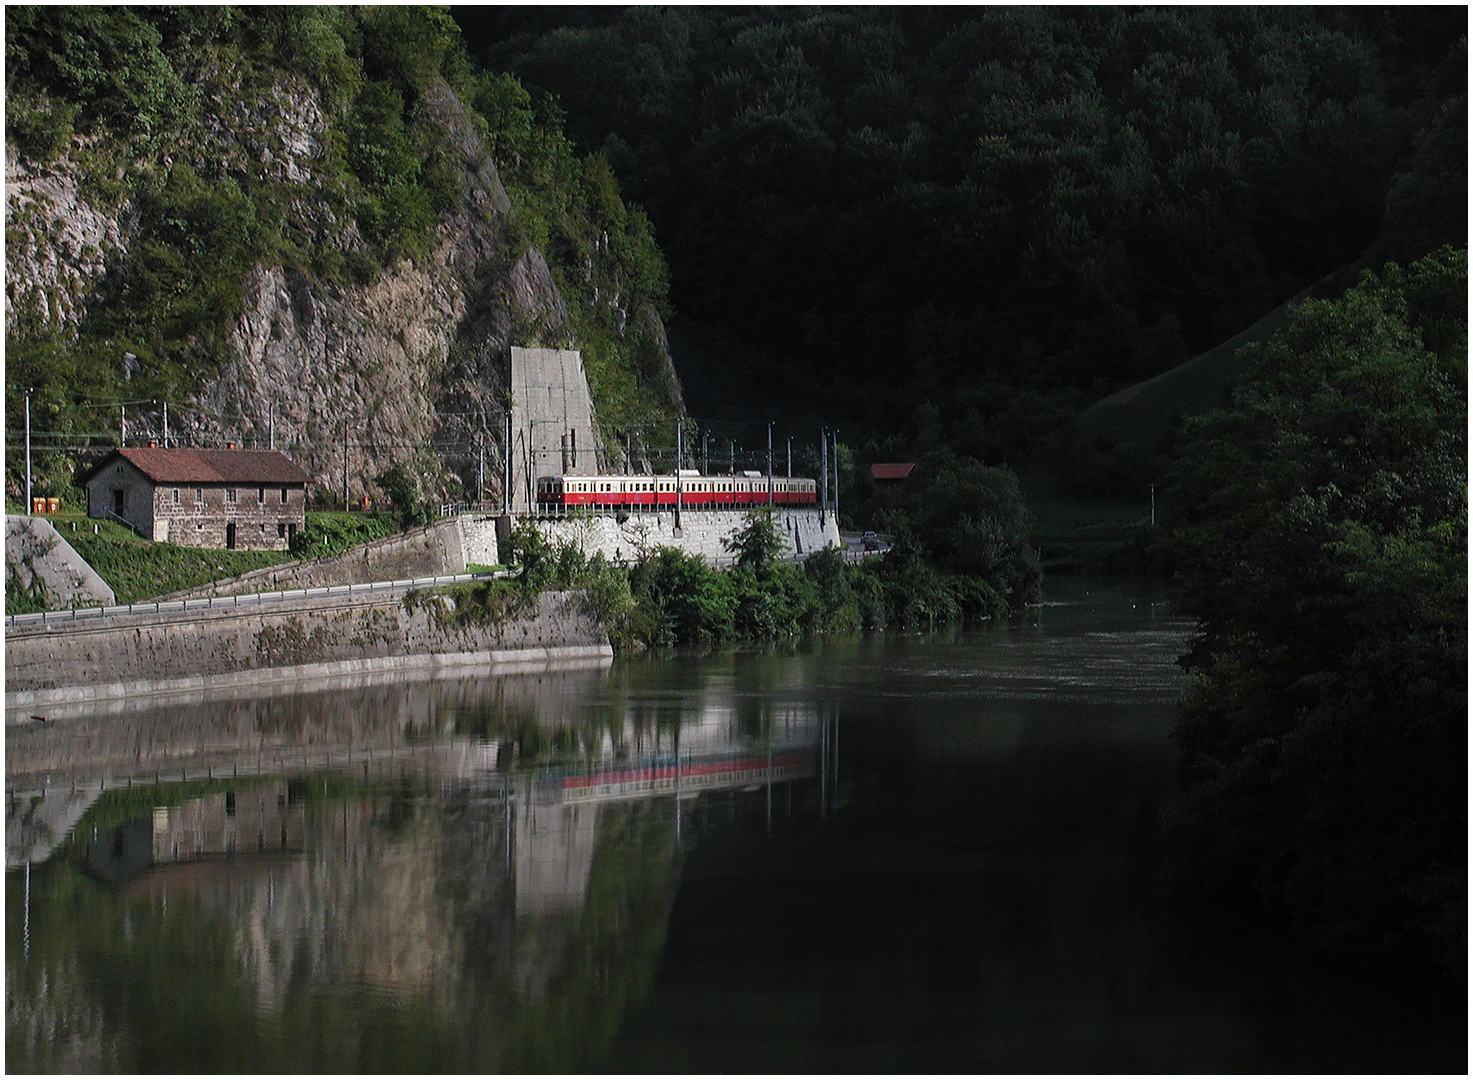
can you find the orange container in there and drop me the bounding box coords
[31,497,46,515]
[46,497,59,514]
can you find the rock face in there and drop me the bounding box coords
[6,73,655,506]
[5,516,116,610]
[190,78,586,502]
[4,148,130,332]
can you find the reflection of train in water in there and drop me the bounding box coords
[541,751,816,804]
[536,470,817,511]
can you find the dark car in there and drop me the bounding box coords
[862,531,882,551]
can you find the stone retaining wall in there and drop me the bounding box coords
[6,588,606,710]
[164,516,478,599]
[527,507,841,564]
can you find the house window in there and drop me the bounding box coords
[171,488,180,504]
[194,488,204,503]
[226,488,237,504]
[281,487,288,503]
[257,487,265,503]
[278,523,288,539]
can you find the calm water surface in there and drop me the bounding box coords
[6,576,1463,1072]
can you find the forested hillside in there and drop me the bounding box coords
[459,7,1466,477]
[5,7,679,503]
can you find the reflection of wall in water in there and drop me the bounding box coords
[84,783,306,885]
[151,786,307,862]
[514,798,598,918]
[6,667,611,785]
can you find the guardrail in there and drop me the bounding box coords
[5,571,509,630]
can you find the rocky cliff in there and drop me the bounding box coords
[5,10,681,507]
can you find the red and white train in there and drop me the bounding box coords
[536,469,817,511]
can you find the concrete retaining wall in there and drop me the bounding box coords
[529,507,841,564]
[508,346,603,512]
[6,588,606,710]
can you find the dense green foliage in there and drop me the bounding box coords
[287,510,402,559]
[464,7,1465,477]
[6,6,676,495]
[495,511,1029,652]
[851,452,1040,601]
[1161,247,1466,974]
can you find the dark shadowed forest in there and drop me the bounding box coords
[457,6,1465,479]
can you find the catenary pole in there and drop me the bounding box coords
[820,428,828,527]
[675,418,683,531]
[24,389,32,513]
[767,422,773,506]
[832,430,839,526]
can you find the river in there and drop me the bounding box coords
[5,575,1463,1072]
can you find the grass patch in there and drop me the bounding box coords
[403,579,536,630]
[65,518,292,604]
[289,511,401,559]
[14,510,411,608]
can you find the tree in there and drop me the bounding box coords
[722,510,784,571]
[374,463,430,527]
[1162,247,1466,973]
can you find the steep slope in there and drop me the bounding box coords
[5,9,680,508]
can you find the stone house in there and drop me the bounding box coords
[79,446,309,550]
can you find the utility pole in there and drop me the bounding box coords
[267,402,273,450]
[729,439,735,475]
[161,400,169,448]
[342,416,349,511]
[1150,483,1157,526]
[24,389,33,513]
[786,437,792,478]
[504,407,513,516]
[703,431,709,476]
[820,428,828,527]
[830,433,842,527]
[675,418,683,532]
[767,422,774,507]
[120,403,126,447]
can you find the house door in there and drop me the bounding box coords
[112,489,125,517]
[225,522,237,550]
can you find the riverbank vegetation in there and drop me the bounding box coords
[1160,247,1466,976]
[496,509,1038,653]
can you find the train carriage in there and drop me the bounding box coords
[535,472,816,512]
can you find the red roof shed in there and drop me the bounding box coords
[871,463,916,482]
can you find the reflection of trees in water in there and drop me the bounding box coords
[5,771,687,1072]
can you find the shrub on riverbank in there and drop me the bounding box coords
[502,511,1026,650]
[1160,248,1466,976]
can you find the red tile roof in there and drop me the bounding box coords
[83,448,311,485]
[871,463,916,481]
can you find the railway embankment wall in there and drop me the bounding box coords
[6,588,607,712]
[527,507,841,564]
[162,515,504,599]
